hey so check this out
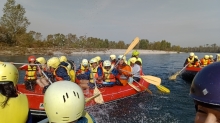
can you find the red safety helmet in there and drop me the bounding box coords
[28,56,36,63]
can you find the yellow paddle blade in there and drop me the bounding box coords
[85,93,100,103]
[141,75,161,86]
[128,83,141,92]
[93,87,104,104]
[123,37,140,56]
[156,85,170,93]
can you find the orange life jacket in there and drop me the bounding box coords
[200,58,210,66]
[117,64,132,86]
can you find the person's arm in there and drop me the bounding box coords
[97,67,103,77]
[56,67,71,81]
[112,68,118,76]
[19,64,28,70]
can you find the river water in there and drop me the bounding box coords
[0,52,216,123]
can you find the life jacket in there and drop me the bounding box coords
[102,68,116,82]
[209,59,214,64]
[200,58,210,66]
[25,65,37,80]
[53,65,70,81]
[0,94,29,123]
[69,69,76,82]
[117,64,132,86]
[89,66,99,83]
[79,64,89,73]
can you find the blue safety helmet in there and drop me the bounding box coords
[190,62,220,105]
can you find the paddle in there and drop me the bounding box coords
[156,85,170,93]
[141,75,161,86]
[133,79,152,94]
[90,67,104,104]
[128,82,141,92]
[169,63,189,80]
[110,37,140,71]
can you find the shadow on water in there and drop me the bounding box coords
[1,53,210,123]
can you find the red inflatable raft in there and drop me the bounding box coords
[181,67,202,82]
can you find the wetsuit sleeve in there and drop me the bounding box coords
[97,67,103,77]
[19,64,28,70]
[112,68,118,76]
[56,67,71,81]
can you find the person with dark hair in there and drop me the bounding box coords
[190,62,220,122]
[0,62,32,123]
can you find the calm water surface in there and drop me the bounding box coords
[0,52,216,123]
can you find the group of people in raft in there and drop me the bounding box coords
[2,50,220,122]
[183,52,220,67]
[19,50,143,94]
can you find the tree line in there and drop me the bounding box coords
[0,0,220,53]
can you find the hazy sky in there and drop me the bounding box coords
[0,0,220,47]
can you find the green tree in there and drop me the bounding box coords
[0,0,30,45]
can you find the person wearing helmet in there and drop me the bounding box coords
[209,55,214,63]
[76,59,90,94]
[36,57,56,92]
[193,56,200,67]
[44,81,96,123]
[129,57,141,82]
[200,55,211,67]
[190,62,220,123]
[89,58,103,88]
[116,55,132,86]
[128,50,142,65]
[102,60,118,87]
[59,56,76,82]
[0,62,32,123]
[109,54,117,66]
[95,56,103,67]
[214,54,220,62]
[47,57,71,81]
[67,60,76,82]
[183,52,195,67]
[19,55,39,91]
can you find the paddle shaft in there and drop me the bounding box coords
[133,79,152,94]
[179,63,189,74]
[110,37,140,72]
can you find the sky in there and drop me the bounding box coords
[0,0,220,47]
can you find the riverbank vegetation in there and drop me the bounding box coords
[0,0,220,55]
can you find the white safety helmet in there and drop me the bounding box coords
[103,60,111,67]
[44,81,85,122]
[90,58,98,64]
[81,59,88,67]
[204,55,209,60]
[94,56,101,61]
[194,56,198,59]
[118,55,126,61]
[110,54,116,60]
[209,55,213,58]
[189,52,194,57]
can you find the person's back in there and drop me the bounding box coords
[0,62,31,123]
[190,62,220,123]
[47,57,71,81]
